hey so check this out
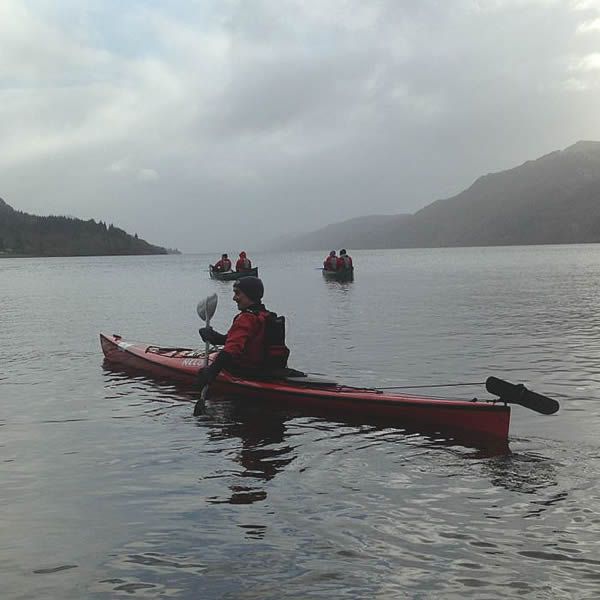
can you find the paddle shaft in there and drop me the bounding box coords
[193,293,218,414]
[200,313,211,401]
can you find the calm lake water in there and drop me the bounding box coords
[2,246,600,599]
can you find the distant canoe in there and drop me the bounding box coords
[322,267,354,281]
[209,266,259,281]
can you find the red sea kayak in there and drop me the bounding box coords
[100,333,513,441]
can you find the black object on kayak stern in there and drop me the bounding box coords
[486,376,559,415]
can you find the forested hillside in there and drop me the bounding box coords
[0,199,175,256]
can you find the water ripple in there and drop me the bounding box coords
[3,249,600,599]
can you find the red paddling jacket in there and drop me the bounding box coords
[236,256,252,271]
[223,305,269,370]
[214,257,232,272]
[323,255,338,270]
[197,303,290,388]
[337,255,353,269]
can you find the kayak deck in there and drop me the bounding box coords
[100,333,510,442]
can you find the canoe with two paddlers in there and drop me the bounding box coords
[209,266,259,280]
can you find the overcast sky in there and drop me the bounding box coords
[2,0,600,252]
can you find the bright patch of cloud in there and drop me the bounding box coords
[571,0,600,9]
[577,17,600,31]
[106,158,158,182]
[137,168,158,182]
[0,0,111,82]
[472,0,560,10]
[574,52,600,70]
[107,158,130,173]
[563,77,591,90]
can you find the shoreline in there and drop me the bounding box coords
[0,252,179,259]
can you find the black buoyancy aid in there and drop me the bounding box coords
[263,311,290,368]
[245,305,291,369]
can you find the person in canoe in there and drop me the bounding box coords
[337,249,353,270]
[235,251,252,272]
[323,250,338,271]
[212,253,232,273]
[196,276,290,392]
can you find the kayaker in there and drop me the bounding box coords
[196,276,289,392]
[235,251,252,272]
[213,253,232,272]
[337,249,353,270]
[323,250,338,271]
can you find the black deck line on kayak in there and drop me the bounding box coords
[218,378,510,413]
[102,336,509,413]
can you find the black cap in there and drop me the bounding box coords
[233,276,264,302]
[340,249,347,255]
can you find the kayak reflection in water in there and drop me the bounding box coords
[196,276,290,395]
[204,404,293,506]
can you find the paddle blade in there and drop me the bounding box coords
[193,397,205,416]
[197,293,218,322]
[486,377,559,415]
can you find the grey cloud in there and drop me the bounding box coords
[2,0,600,252]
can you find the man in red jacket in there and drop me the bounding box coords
[235,251,252,271]
[197,276,271,391]
[337,249,353,270]
[323,250,338,271]
[213,253,232,272]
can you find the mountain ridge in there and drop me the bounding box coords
[273,141,600,251]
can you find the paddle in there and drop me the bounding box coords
[194,293,218,416]
[485,376,559,415]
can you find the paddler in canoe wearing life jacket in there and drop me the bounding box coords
[337,249,353,270]
[323,250,338,271]
[212,253,232,273]
[196,276,290,392]
[235,251,252,272]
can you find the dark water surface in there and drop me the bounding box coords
[2,247,600,599]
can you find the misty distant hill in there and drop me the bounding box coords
[275,140,600,250]
[0,198,177,257]
[269,214,412,251]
